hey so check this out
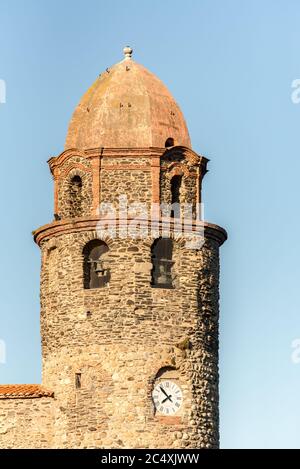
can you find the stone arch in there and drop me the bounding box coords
[77,231,116,252]
[166,164,190,180]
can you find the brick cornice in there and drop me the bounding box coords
[48,148,88,175]
[101,165,151,171]
[48,146,207,175]
[48,147,165,174]
[163,145,209,167]
[33,217,227,247]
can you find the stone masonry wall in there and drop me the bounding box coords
[0,148,223,449]
[39,230,220,448]
[57,156,93,219]
[0,398,54,448]
[160,153,198,219]
[100,156,152,208]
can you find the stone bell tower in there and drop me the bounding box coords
[33,46,227,449]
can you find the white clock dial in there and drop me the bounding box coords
[152,380,183,415]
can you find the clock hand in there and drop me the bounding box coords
[160,386,173,403]
[160,386,170,399]
[162,395,173,404]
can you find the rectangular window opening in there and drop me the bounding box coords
[75,373,82,389]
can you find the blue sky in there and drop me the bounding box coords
[0,0,300,449]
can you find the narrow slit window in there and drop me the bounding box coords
[69,175,83,218]
[170,175,182,218]
[75,373,81,389]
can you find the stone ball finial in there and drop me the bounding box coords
[123,45,133,60]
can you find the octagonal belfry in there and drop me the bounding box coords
[0,47,227,449]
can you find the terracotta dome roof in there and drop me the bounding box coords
[65,47,191,150]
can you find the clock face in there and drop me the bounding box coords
[152,380,183,415]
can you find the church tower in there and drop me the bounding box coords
[33,47,227,449]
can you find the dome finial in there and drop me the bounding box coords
[123,45,133,60]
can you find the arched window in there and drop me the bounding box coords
[151,238,174,288]
[170,175,182,218]
[69,175,83,218]
[165,137,174,147]
[83,240,110,289]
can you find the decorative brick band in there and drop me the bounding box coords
[58,162,92,179]
[48,146,206,173]
[102,165,151,171]
[33,217,227,247]
[48,147,165,174]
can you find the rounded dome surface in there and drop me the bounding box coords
[65,49,191,150]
